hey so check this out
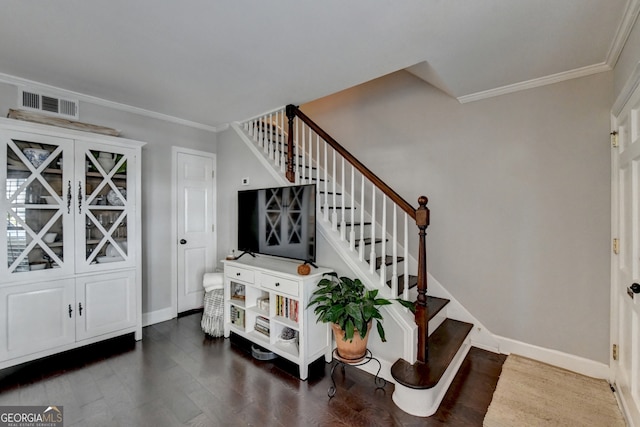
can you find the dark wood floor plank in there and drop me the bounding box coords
[0,313,505,426]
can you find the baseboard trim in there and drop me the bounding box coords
[142,307,175,327]
[495,335,609,379]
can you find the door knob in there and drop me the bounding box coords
[631,283,640,294]
[179,239,187,245]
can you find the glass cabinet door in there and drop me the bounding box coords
[1,130,74,278]
[75,143,135,272]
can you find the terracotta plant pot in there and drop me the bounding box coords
[331,321,372,363]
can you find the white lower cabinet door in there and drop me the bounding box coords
[0,279,75,361]
[76,270,136,341]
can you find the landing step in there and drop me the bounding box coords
[390,319,473,389]
[425,296,450,321]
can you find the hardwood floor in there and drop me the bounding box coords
[0,313,506,426]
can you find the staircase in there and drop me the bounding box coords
[233,105,475,417]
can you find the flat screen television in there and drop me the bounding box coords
[237,184,316,263]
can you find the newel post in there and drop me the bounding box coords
[285,104,297,183]
[415,196,430,363]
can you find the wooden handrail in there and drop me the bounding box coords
[289,105,417,220]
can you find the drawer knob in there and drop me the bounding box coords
[275,282,280,287]
[236,272,241,276]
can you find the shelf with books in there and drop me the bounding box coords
[273,295,299,324]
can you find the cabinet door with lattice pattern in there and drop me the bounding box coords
[1,130,75,279]
[74,141,137,273]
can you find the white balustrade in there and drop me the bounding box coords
[241,107,419,301]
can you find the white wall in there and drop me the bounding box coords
[615,14,640,100]
[300,70,613,363]
[0,82,217,316]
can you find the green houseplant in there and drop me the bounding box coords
[309,272,414,362]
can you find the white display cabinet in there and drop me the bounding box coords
[0,117,144,369]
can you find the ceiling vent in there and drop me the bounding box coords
[18,88,79,120]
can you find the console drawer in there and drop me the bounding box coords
[261,274,298,297]
[225,265,255,284]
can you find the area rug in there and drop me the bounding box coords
[483,354,626,426]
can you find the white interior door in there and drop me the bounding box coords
[175,149,216,313]
[612,88,640,426]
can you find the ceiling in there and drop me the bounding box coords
[0,0,634,130]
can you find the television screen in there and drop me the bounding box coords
[238,184,316,262]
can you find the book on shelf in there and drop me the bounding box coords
[254,315,270,336]
[230,306,245,327]
[275,295,299,323]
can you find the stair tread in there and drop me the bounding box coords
[390,319,473,389]
[388,274,418,294]
[374,255,404,269]
[425,295,450,320]
[337,221,372,227]
[354,237,386,247]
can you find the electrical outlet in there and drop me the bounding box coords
[241,177,250,185]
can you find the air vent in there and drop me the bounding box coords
[19,89,79,119]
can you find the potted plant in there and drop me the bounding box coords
[309,272,414,362]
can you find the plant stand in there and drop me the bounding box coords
[328,349,386,398]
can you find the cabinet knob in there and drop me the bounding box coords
[275,282,280,287]
[179,239,187,245]
[236,272,241,276]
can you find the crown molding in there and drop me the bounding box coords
[606,0,640,68]
[458,0,640,104]
[0,72,219,134]
[457,62,612,104]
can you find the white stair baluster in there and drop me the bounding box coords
[331,149,337,230]
[306,127,313,186]
[340,157,346,240]
[323,140,329,222]
[273,111,279,167]
[403,212,410,302]
[300,121,306,182]
[261,115,267,153]
[380,195,387,287]
[350,166,356,251]
[268,113,274,161]
[359,175,365,260]
[369,186,376,274]
[316,134,321,206]
[392,204,398,297]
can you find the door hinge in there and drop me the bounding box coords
[212,170,215,179]
[613,238,620,255]
[212,224,215,232]
[611,131,619,148]
[613,344,618,361]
